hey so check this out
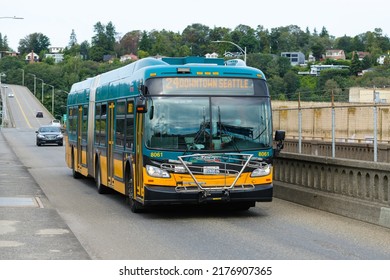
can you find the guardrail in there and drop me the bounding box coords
[273,152,390,228]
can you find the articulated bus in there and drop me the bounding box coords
[65,56,285,212]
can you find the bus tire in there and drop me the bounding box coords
[126,170,143,213]
[95,160,109,194]
[72,150,82,179]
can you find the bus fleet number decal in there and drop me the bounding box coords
[150,152,163,158]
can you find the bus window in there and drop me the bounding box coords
[100,104,107,147]
[95,104,101,145]
[81,106,88,143]
[125,100,134,150]
[115,101,126,148]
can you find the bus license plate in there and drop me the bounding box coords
[203,166,219,175]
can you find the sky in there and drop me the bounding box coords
[1,0,389,52]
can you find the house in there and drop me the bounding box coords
[49,47,64,54]
[281,52,305,66]
[205,52,218,58]
[352,51,370,61]
[120,53,138,63]
[377,55,387,65]
[25,51,39,63]
[324,49,346,60]
[45,53,64,63]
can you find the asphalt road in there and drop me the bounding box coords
[3,84,390,260]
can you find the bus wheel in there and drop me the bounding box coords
[72,151,82,179]
[95,162,109,194]
[126,174,143,213]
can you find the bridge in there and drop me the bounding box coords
[2,84,390,229]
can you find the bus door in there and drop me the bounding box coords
[77,106,83,168]
[107,102,115,187]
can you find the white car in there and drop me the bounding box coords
[8,92,14,98]
[50,119,61,127]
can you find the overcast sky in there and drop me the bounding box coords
[1,0,389,51]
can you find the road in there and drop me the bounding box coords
[3,84,390,260]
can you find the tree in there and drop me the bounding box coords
[117,30,141,56]
[18,33,50,56]
[90,21,117,61]
[0,33,9,51]
[350,52,362,75]
[181,23,210,56]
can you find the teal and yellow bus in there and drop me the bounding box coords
[65,56,285,212]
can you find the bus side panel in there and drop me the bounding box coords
[65,135,72,169]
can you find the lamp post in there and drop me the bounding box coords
[46,84,54,116]
[211,40,247,63]
[36,78,44,103]
[20,69,24,86]
[27,73,36,95]
[0,16,24,20]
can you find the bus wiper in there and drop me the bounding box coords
[217,106,240,152]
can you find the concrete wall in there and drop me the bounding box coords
[272,100,390,143]
[273,152,390,228]
[282,139,390,162]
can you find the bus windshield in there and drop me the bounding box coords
[144,96,272,151]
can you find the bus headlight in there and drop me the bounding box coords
[146,165,170,178]
[251,164,271,177]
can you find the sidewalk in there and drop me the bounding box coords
[0,130,90,259]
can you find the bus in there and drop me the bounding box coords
[65,56,285,212]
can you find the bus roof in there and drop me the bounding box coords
[68,56,267,102]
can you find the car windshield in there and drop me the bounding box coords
[39,126,61,133]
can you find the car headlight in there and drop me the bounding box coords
[146,165,170,178]
[37,134,45,139]
[56,134,63,139]
[251,164,271,177]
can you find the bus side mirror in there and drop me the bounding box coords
[274,130,285,156]
[136,97,148,113]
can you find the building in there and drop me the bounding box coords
[298,64,349,76]
[352,51,370,61]
[281,52,305,66]
[205,52,218,58]
[324,49,346,60]
[349,87,390,103]
[120,53,138,63]
[25,51,39,63]
[48,47,64,53]
[44,53,64,63]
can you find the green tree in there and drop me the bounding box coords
[283,70,300,98]
[181,23,210,56]
[90,21,117,61]
[0,33,9,51]
[139,31,152,54]
[350,52,362,75]
[18,33,50,56]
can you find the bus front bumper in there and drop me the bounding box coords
[143,184,273,206]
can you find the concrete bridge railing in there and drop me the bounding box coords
[273,152,390,228]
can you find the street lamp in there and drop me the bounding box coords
[0,16,24,20]
[46,84,55,116]
[36,78,44,103]
[27,73,36,95]
[20,69,24,86]
[211,40,247,63]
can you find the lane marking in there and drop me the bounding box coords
[14,93,33,129]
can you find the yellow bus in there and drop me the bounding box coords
[65,57,285,212]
